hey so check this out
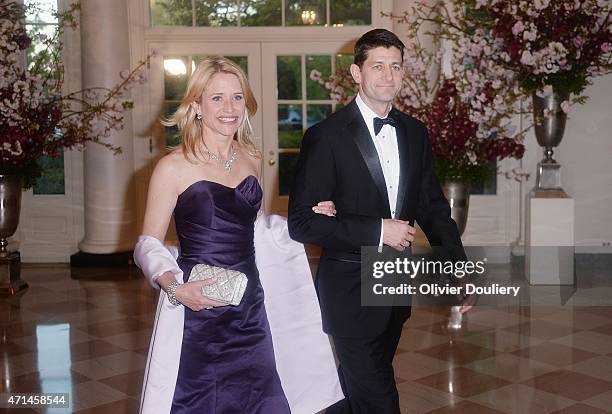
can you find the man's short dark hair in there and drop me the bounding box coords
[354,29,405,67]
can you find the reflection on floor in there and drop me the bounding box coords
[1,263,612,413]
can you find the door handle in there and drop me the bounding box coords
[268,150,276,165]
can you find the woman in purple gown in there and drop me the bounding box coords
[138,57,336,413]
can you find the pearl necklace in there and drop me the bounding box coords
[208,143,237,173]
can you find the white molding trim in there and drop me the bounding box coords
[144,27,377,43]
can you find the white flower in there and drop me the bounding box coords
[520,50,535,65]
[309,69,322,81]
[512,21,525,36]
[521,23,538,42]
[469,43,483,57]
[560,100,570,113]
[2,141,23,156]
[534,0,550,10]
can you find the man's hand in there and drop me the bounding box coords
[383,219,416,251]
[312,201,336,217]
[459,292,478,314]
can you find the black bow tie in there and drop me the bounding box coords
[373,116,397,135]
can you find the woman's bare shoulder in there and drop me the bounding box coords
[236,143,261,176]
[152,149,189,180]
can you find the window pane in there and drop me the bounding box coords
[26,24,59,77]
[241,0,281,26]
[150,0,193,26]
[33,154,64,195]
[306,55,331,100]
[336,54,354,70]
[307,104,331,129]
[277,56,301,100]
[278,104,303,148]
[279,152,299,196]
[165,103,182,148]
[195,0,238,26]
[25,1,63,196]
[470,161,497,195]
[285,0,325,26]
[164,56,189,101]
[25,0,58,23]
[331,0,371,26]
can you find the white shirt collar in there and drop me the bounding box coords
[355,93,392,137]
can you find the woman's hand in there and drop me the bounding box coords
[312,201,336,217]
[176,278,226,311]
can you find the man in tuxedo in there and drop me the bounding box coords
[288,29,473,413]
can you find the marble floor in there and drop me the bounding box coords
[1,262,612,414]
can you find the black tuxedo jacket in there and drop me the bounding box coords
[288,99,465,338]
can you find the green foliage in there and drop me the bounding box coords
[0,159,42,190]
[434,158,494,187]
[278,129,302,148]
[151,0,192,25]
[277,56,301,99]
[241,0,281,26]
[33,154,64,194]
[330,0,371,25]
[518,71,591,96]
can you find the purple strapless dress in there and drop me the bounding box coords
[169,175,290,413]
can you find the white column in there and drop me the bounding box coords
[78,0,136,253]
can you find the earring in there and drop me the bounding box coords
[196,113,202,120]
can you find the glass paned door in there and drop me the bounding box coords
[261,42,354,215]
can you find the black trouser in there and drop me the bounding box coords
[326,310,406,414]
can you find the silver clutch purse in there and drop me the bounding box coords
[187,264,248,306]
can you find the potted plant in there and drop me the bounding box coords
[395,0,611,193]
[0,1,149,293]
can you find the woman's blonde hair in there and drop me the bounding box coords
[162,56,258,162]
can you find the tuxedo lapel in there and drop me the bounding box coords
[345,101,391,215]
[392,107,410,219]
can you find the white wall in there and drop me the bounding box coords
[520,74,612,251]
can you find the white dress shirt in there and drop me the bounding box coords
[354,93,400,250]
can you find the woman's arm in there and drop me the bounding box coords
[140,155,224,310]
[141,156,181,293]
